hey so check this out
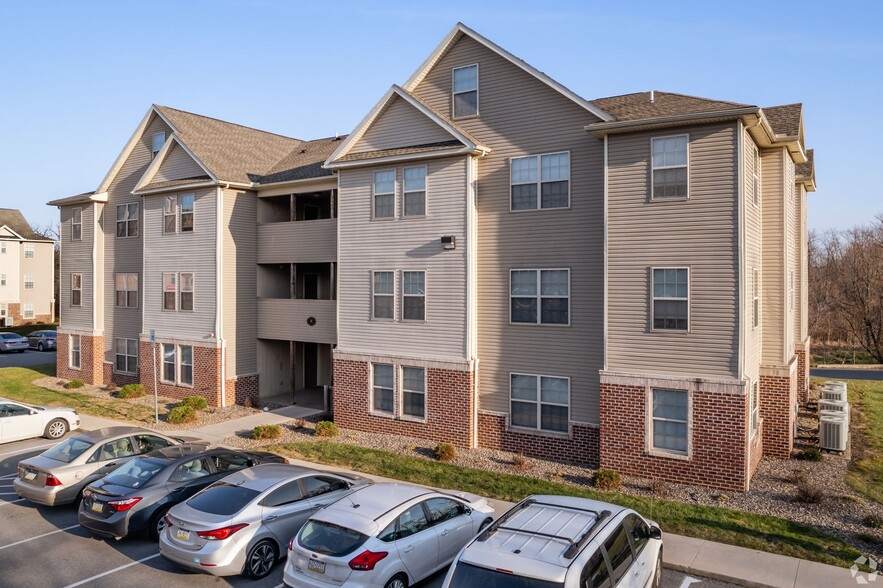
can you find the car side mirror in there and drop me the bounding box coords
[246,459,256,468]
[648,525,662,540]
[29,410,38,416]
[463,506,472,515]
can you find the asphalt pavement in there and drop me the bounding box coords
[811,367,883,380]
[0,348,56,369]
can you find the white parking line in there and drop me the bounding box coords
[0,473,18,479]
[0,498,24,507]
[0,491,19,495]
[64,554,161,588]
[0,524,80,551]
[0,443,56,459]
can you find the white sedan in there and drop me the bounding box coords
[0,399,79,443]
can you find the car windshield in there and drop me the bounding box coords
[187,482,260,515]
[298,520,368,557]
[449,563,565,588]
[42,437,94,463]
[46,331,57,337]
[102,457,165,488]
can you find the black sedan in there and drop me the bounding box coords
[78,444,286,540]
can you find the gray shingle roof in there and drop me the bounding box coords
[259,136,345,184]
[139,176,213,192]
[796,149,814,179]
[590,91,752,122]
[762,103,802,137]
[336,140,464,163]
[0,209,52,241]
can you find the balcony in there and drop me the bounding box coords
[257,219,337,264]
[257,298,336,344]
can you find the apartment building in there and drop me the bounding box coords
[0,209,55,325]
[51,23,814,491]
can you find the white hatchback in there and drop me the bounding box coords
[0,398,79,443]
[283,482,495,588]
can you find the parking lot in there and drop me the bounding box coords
[0,434,737,588]
[0,347,56,368]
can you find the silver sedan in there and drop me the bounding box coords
[0,332,28,352]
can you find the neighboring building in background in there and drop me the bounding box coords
[50,23,815,492]
[0,208,55,326]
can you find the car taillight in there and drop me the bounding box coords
[164,514,173,527]
[348,550,388,571]
[45,474,62,487]
[47,338,56,342]
[107,497,142,512]
[288,537,295,551]
[196,523,249,541]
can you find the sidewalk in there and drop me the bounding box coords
[78,411,865,588]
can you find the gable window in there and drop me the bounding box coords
[72,208,82,241]
[163,196,177,233]
[161,343,192,386]
[402,271,425,321]
[651,135,688,199]
[403,166,426,217]
[115,273,138,308]
[651,388,689,455]
[401,366,425,419]
[652,268,688,330]
[511,152,570,211]
[452,64,478,118]
[116,203,139,238]
[510,373,569,432]
[752,268,759,329]
[115,338,138,375]
[71,274,82,306]
[510,269,570,325]
[69,334,81,369]
[180,273,194,311]
[152,132,165,159]
[372,363,394,414]
[372,271,394,320]
[24,274,34,290]
[23,304,34,319]
[753,146,761,206]
[180,194,194,232]
[373,170,395,219]
[24,243,34,258]
[162,273,177,311]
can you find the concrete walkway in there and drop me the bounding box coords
[76,412,869,588]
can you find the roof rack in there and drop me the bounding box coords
[476,498,611,559]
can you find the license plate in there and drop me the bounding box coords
[90,501,103,513]
[176,529,191,541]
[24,472,36,481]
[307,559,325,574]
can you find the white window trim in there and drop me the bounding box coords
[402,165,428,218]
[650,134,690,201]
[646,387,692,460]
[0,273,5,286]
[163,196,178,234]
[23,274,34,290]
[399,365,427,422]
[0,241,5,253]
[23,303,34,319]
[23,243,35,258]
[160,343,194,387]
[369,362,395,417]
[401,270,426,323]
[752,268,759,330]
[509,151,572,212]
[162,273,177,312]
[508,372,571,435]
[116,203,139,239]
[371,270,396,321]
[509,268,571,327]
[451,63,479,119]
[180,272,195,312]
[179,193,195,233]
[650,266,691,333]
[115,273,138,309]
[69,334,81,370]
[372,170,396,220]
[152,132,165,158]
[114,337,138,376]
[71,273,82,307]
[71,207,82,241]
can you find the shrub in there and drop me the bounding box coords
[314,421,340,438]
[292,418,306,430]
[795,479,825,504]
[794,447,823,462]
[180,396,208,410]
[167,405,196,424]
[592,469,622,492]
[511,454,530,471]
[863,514,883,529]
[252,424,282,440]
[117,384,145,399]
[434,442,457,462]
[64,379,84,389]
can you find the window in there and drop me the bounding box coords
[23,304,34,319]
[0,303,5,317]
[452,64,478,118]
[752,268,759,329]
[510,373,569,432]
[651,135,688,199]
[71,274,82,306]
[161,343,193,386]
[0,242,5,253]
[134,434,171,453]
[750,381,759,436]
[624,514,651,558]
[402,271,425,321]
[396,503,430,538]
[116,203,139,238]
[581,550,612,588]
[24,243,34,258]
[70,334,81,369]
[403,166,426,216]
[401,366,425,419]
[169,457,210,482]
[115,338,138,374]
[180,345,193,386]
[72,208,82,241]
[162,343,176,382]
[23,274,34,290]
[162,273,177,311]
[651,388,688,454]
[0,273,5,286]
[152,132,165,158]
[115,273,138,308]
[510,269,569,325]
[425,498,463,524]
[372,363,394,414]
[262,480,304,507]
[652,268,688,330]
[373,170,395,219]
[211,452,250,473]
[510,152,570,210]
[180,273,194,311]
[372,271,394,320]
[753,147,761,206]
[163,196,177,233]
[180,194,194,232]
[603,525,635,585]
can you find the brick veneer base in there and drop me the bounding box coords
[760,369,797,459]
[138,342,222,406]
[56,332,104,385]
[599,383,749,492]
[333,359,475,448]
[103,362,139,388]
[225,374,260,407]
[478,412,600,467]
[795,339,811,403]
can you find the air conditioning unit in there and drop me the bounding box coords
[819,399,849,425]
[824,380,847,390]
[821,386,847,402]
[820,415,848,451]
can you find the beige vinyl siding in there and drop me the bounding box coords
[411,34,604,423]
[142,187,216,337]
[257,299,336,344]
[257,219,337,264]
[153,143,207,182]
[785,155,796,358]
[58,204,94,328]
[337,156,469,362]
[797,183,808,341]
[744,130,762,385]
[607,123,739,380]
[0,239,20,305]
[760,148,786,365]
[349,96,456,154]
[223,189,258,376]
[20,241,55,317]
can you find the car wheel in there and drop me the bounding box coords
[245,540,277,578]
[17,349,24,353]
[479,517,493,532]
[44,419,68,440]
[653,548,663,588]
[37,343,44,351]
[384,574,408,588]
[149,506,172,540]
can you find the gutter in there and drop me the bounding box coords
[324,145,489,171]
[585,107,762,137]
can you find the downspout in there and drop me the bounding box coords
[603,135,609,372]
[216,185,226,407]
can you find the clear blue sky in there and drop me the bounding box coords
[1,0,879,234]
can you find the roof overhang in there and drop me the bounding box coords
[797,176,817,192]
[325,145,482,170]
[133,180,219,196]
[47,191,109,207]
[0,225,25,240]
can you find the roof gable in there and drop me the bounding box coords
[133,135,215,193]
[0,226,23,239]
[0,209,50,241]
[349,94,461,155]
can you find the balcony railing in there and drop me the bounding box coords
[257,219,337,264]
[257,298,336,344]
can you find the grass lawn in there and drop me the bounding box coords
[270,441,863,568]
[0,365,157,424]
[0,323,58,337]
